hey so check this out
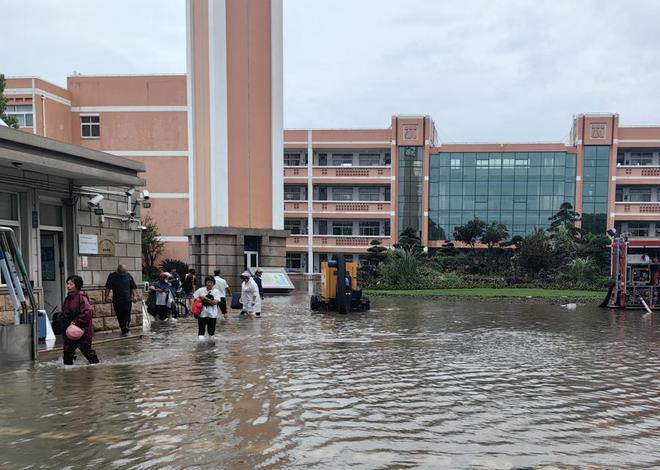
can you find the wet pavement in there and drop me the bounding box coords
[1,289,660,469]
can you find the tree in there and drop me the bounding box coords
[366,239,387,265]
[577,232,610,273]
[481,222,509,249]
[514,228,553,276]
[453,218,486,248]
[395,227,424,254]
[160,258,188,275]
[549,202,581,240]
[142,215,165,277]
[0,74,19,128]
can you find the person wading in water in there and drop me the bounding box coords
[62,275,99,365]
[104,264,138,335]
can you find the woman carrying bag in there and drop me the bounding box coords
[61,275,99,365]
[193,276,221,340]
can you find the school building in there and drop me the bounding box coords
[4,74,660,274]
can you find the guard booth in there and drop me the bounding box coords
[0,126,145,364]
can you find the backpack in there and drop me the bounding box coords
[51,310,77,335]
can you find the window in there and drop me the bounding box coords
[286,253,303,272]
[358,153,382,166]
[0,192,20,287]
[629,187,652,202]
[331,153,353,166]
[630,152,653,166]
[284,152,307,166]
[81,115,100,138]
[627,223,650,237]
[332,221,353,236]
[39,203,63,227]
[0,192,19,221]
[358,187,381,201]
[284,219,306,235]
[5,105,34,127]
[331,187,354,201]
[359,221,381,236]
[428,151,577,240]
[284,185,306,200]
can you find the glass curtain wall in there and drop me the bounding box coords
[429,152,576,240]
[397,146,423,237]
[581,146,610,235]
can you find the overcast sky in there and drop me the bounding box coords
[3,0,659,142]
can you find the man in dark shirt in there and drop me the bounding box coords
[104,264,138,335]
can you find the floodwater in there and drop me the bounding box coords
[1,289,659,469]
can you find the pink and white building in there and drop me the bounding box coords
[4,3,660,276]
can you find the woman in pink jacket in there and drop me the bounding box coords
[61,275,99,365]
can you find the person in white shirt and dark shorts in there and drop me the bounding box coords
[193,276,221,339]
[213,269,231,318]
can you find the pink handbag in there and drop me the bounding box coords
[65,323,84,340]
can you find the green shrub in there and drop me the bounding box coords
[560,257,602,286]
[380,248,420,287]
[159,258,189,275]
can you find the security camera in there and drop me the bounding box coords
[141,190,150,201]
[125,186,136,197]
[87,194,104,208]
[125,209,136,217]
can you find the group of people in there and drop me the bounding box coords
[57,264,266,365]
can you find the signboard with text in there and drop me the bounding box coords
[78,234,98,255]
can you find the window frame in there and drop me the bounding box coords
[358,221,381,236]
[0,191,21,287]
[80,114,100,139]
[332,221,354,236]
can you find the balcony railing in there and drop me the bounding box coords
[614,202,660,217]
[284,167,308,178]
[616,166,660,180]
[313,166,391,179]
[284,201,391,215]
[286,235,390,249]
[284,166,391,180]
[284,200,308,212]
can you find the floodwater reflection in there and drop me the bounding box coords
[1,290,659,469]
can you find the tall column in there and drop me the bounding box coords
[186,0,287,282]
[187,0,283,230]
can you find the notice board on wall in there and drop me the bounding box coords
[78,234,98,255]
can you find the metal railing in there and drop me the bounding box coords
[0,227,38,361]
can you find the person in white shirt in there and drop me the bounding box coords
[193,276,221,339]
[239,271,259,318]
[213,269,231,318]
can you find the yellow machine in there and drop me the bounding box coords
[310,254,370,314]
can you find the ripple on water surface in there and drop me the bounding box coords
[1,292,659,469]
